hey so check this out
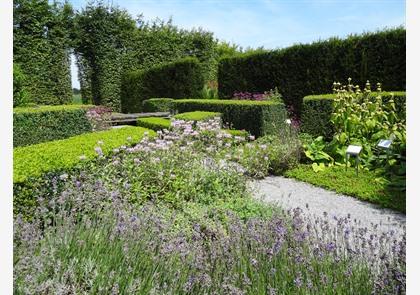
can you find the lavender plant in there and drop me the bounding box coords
[14,118,405,294]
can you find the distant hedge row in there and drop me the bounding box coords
[300,91,406,138]
[13,105,94,147]
[218,28,406,114]
[142,98,175,112]
[174,99,287,137]
[121,58,205,113]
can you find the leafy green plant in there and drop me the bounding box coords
[329,79,406,170]
[200,83,218,99]
[302,136,334,172]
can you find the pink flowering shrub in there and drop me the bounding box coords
[86,106,112,131]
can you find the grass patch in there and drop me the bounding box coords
[174,111,221,121]
[285,164,405,212]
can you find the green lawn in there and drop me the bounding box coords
[285,164,405,212]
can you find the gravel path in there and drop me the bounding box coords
[249,176,406,236]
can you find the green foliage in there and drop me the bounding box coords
[137,116,247,136]
[73,2,137,110]
[13,105,94,147]
[142,98,175,112]
[13,64,29,107]
[228,134,300,178]
[300,96,335,139]
[218,28,406,114]
[174,111,221,121]
[301,91,406,138]
[137,117,171,131]
[285,165,405,212]
[121,58,205,113]
[73,3,217,110]
[14,0,73,105]
[14,126,155,219]
[302,136,335,171]
[225,129,249,137]
[174,99,287,137]
[14,126,154,184]
[301,79,406,200]
[199,83,219,99]
[327,80,406,168]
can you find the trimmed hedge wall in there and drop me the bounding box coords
[121,57,205,113]
[142,98,175,112]
[218,28,406,114]
[13,105,95,147]
[14,126,155,217]
[300,91,406,138]
[174,99,287,137]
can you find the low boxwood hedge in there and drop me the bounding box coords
[300,91,406,139]
[174,99,287,137]
[13,105,95,147]
[14,127,155,218]
[137,117,171,131]
[142,98,175,112]
[173,111,221,121]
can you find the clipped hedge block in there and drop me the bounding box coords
[173,111,221,121]
[300,91,406,138]
[14,126,155,218]
[13,105,95,147]
[121,57,205,113]
[142,98,175,112]
[137,117,171,131]
[174,99,287,137]
[218,28,406,114]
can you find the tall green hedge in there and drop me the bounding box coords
[73,3,217,110]
[300,91,406,138]
[174,99,287,137]
[13,0,73,105]
[13,105,94,147]
[121,58,205,113]
[218,28,406,114]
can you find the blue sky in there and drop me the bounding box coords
[68,0,405,88]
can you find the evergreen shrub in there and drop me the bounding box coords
[218,28,406,114]
[121,58,205,113]
[13,105,95,147]
[174,99,287,137]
